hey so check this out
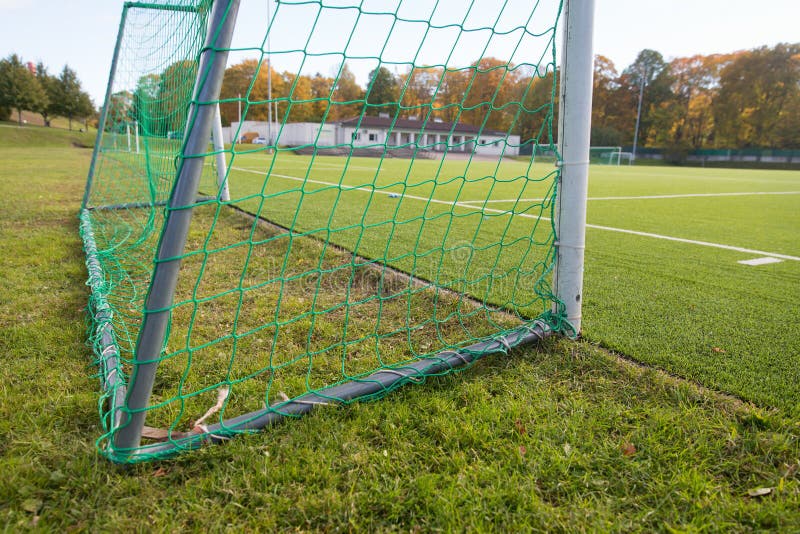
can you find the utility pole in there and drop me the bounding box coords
[632,66,646,163]
[266,0,272,149]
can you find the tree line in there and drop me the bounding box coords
[0,54,95,130]
[216,43,800,153]
[215,57,556,143]
[105,40,800,153]
[593,43,800,156]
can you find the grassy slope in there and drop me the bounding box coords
[0,128,798,531]
[2,111,96,132]
[0,122,95,148]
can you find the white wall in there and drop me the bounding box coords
[338,126,388,147]
[475,134,520,157]
[277,122,336,147]
[223,120,520,156]
[225,121,279,144]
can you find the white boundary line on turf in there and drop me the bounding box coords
[458,190,800,204]
[231,165,800,262]
[582,224,800,262]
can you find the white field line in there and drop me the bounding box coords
[459,190,800,204]
[583,224,800,262]
[231,165,800,262]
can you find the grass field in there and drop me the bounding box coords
[213,148,800,413]
[1,128,799,531]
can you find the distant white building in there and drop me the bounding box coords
[337,116,520,157]
[224,121,334,146]
[222,116,520,157]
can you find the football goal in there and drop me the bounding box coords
[589,146,622,165]
[81,0,595,463]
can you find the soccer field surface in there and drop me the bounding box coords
[220,151,800,412]
[2,135,800,529]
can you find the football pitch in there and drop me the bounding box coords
[2,133,799,529]
[220,151,800,412]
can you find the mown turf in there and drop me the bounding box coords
[0,122,95,148]
[0,127,799,531]
[217,151,800,413]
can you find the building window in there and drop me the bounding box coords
[368,133,377,142]
[352,132,361,141]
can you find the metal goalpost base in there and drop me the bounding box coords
[81,0,594,462]
[115,321,553,461]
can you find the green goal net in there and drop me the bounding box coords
[81,0,578,463]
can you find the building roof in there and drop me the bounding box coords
[338,116,506,137]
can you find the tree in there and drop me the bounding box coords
[0,53,48,126]
[591,55,625,145]
[714,44,800,148]
[157,60,197,135]
[219,59,258,125]
[460,57,520,131]
[129,73,161,134]
[398,66,441,119]
[35,62,60,127]
[104,91,133,133]
[329,63,364,120]
[432,67,469,123]
[309,72,333,122]
[647,54,731,154]
[516,69,558,146]
[623,49,669,153]
[283,73,314,122]
[365,66,398,116]
[51,65,94,130]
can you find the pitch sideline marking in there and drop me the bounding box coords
[231,165,800,263]
[458,190,800,204]
[738,257,784,266]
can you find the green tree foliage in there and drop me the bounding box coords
[622,49,672,150]
[0,53,48,126]
[51,66,94,130]
[130,73,161,134]
[35,62,60,127]
[157,60,197,135]
[365,66,399,116]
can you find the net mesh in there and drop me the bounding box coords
[81,0,568,462]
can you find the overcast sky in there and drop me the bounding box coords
[0,0,797,105]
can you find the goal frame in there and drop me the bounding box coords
[81,0,595,462]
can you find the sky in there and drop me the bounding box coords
[0,0,798,106]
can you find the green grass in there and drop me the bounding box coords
[1,127,799,530]
[212,150,800,413]
[0,122,95,148]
